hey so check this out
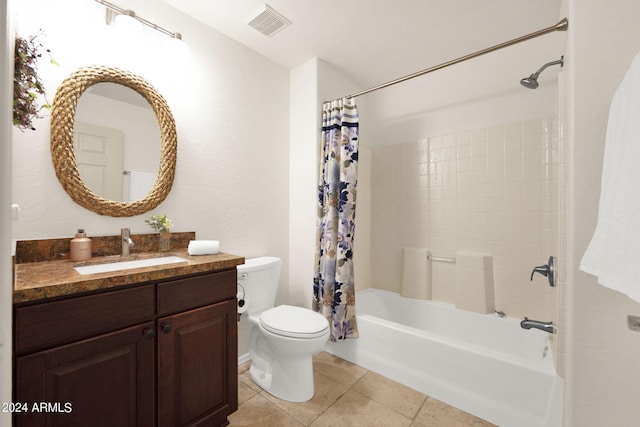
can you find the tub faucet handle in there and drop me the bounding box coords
[530,256,555,287]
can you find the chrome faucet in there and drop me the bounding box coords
[520,317,554,334]
[121,228,134,257]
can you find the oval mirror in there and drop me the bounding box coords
[50,66,177,217]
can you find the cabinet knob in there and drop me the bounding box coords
[143,329,156,340]
[161,323,172,334]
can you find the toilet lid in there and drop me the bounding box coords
[260,305,330,339]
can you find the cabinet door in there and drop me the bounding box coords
[15,322,155,427]
[158,299,238,427]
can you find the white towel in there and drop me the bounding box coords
[129,171,156,201]
[455,252,495,314]
[188,240,220,256]
[401,248,432,300]
[580,51,640,303]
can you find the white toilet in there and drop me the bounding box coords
[237,256,330,402]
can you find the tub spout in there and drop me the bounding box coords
[520,317,554,334]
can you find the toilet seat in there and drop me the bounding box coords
[260,305,329,339]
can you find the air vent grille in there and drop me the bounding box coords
[246,4,291,37]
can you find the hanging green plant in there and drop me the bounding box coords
[13,32,57,131]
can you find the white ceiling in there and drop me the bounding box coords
[160,0,563,91]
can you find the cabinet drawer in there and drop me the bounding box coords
[15,285,155,355]
[157,269,236,316]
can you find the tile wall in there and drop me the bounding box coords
[367,118,560,322]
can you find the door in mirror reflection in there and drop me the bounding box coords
[74,122,124,201]
[74,82,160,202]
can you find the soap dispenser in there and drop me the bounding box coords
[70,229,92,262]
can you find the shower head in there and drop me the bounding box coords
[520,76,540,89]
[520,56,564,89]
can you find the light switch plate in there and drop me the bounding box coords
[627,315,640,331]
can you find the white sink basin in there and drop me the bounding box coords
[74,256,188,275]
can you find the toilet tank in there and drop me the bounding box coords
[237,256,281,315]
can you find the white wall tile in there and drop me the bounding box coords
[367,118,559,320]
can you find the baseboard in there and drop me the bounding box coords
[238,352,251,365]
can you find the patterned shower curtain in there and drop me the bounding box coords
[313,97,359,341]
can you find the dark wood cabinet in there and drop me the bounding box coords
[16,322,156,427]
[14,269,238,427]
[158,300,237,427]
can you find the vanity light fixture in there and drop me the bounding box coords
[113,9,143,39]
[94,0,185,43]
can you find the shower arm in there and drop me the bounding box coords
[529,58,564,79]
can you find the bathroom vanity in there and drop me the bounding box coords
[12,236,243,427]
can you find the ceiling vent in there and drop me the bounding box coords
[245,4,292,37]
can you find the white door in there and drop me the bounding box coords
[74,122,124,201]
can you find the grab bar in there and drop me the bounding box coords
[428,254,456,263]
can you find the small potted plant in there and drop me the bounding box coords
[145,214,173,252]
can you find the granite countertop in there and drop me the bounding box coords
[13,232,244,304]
[14,249,244,304]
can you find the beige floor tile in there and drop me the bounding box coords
[237,379,258,406]
[238,362,263,395]
[228,394,304,427]
[262,370,353,425]
[313,351,368,387]
[234,353,495,427]
[238,360,251,375]
[352,371,427,419]
[413,397,496,427]
[310,389,412,427]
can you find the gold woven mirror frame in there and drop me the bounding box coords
[50,66,177,217]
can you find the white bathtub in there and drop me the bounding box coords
[325,288,563,427]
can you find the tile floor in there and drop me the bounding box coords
[229,352,496,427]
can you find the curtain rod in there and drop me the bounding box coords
[339,17,568,100]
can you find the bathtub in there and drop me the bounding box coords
[325,288,563,427]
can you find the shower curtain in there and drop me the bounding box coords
[313,97,359,341]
